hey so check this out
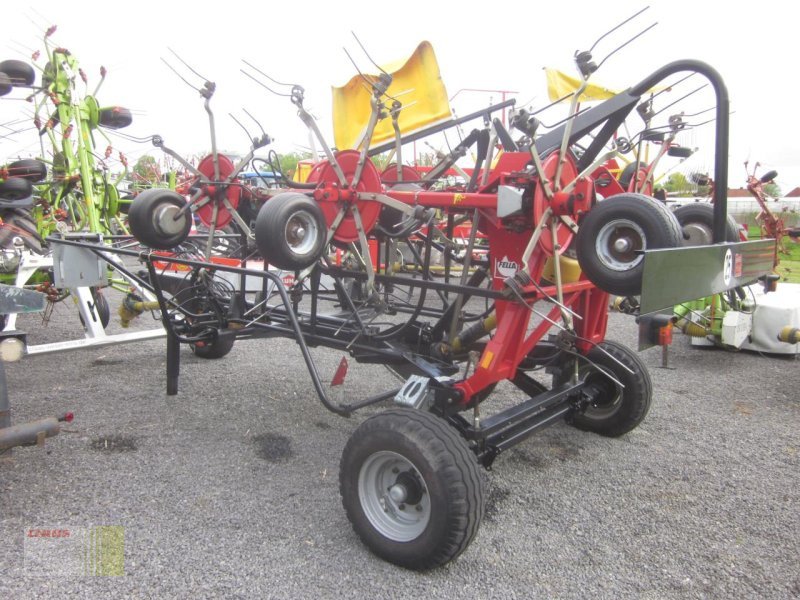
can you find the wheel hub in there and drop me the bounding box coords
[613,237,632,253]
[154,204,186,235]
[681,222,713,246]
[284,211,318,254]
[596,219,646,271]
[358,451,430,542]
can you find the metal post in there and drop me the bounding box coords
[0,361,10,458]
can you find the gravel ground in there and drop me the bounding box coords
[1,289,799,599]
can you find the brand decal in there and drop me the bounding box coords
[495,256,518,278]
[723,249,733,286]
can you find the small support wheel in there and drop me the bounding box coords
[557,340,652,437]
[0,59,36,86]
[0,177,33,201]
[255,192,327,270]
[340,407,484,570]
[617,162,652,195]
[190,331,236,359]
[98,106,133,130]
[575,193,682,296]
[79,287,111,329]
[128,189,192,250]
[673,202,739,245]
[5,159,47,182]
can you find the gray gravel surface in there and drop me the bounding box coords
[1,291,799,599]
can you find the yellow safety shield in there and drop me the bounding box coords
[332,41,452,150]
[545,68,620,103]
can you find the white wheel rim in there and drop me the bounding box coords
[595,218,646,271]
[284,209,319,257]
[154,203,186,236]
[358,451,430,542]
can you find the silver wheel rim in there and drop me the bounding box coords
[595,218,646,271]
[358,450,430,542]
[284,209,319,257]
[154,203,187,236]
[681,221,713,246]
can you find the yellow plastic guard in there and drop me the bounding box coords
[545,68,620,103]
[332,41,452,150]
[294,160,314,183]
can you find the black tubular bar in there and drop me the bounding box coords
[47,237,370,417]
[488,403,573,454]
[533,60,730,244]
[368,99,516,156]
[476,383,579,438]
[629,59,730,244]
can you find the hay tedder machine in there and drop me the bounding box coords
[45,12,776,570]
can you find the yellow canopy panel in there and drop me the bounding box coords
[332,41,452,150]
[545,68,620,103]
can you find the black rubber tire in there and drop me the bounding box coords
[128,189,191,250]
[340,407,484,570]
[0,59,35,86]
[191,332,236,359]
[760,170,777,184]
[667,146,693,158]
[557,340,652,437]
[0,208,44,254]
[79,287,111,329]
[617,162,648,191]
[5,159,47,182]
[575,193,683,296]
[0,177,33,201]
[98,106,133,130]
[673,202,739,246]
[254,192,326,270]
[0,72,11,97]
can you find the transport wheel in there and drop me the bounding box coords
[255,192,326,270]
[191,332,235,359]
[0,208,44,255]
[557,340,651,437]
[0,59,36,86]
[617,162,652,194]
[128,189,192,250]
[340,408,484,570]
[673,203,739,245]
[575,193,682,296]
[0,72,11,97]
[79,287,111,329]
[0,177,33,201]
[5,159,47,182]
[98,106,133,130]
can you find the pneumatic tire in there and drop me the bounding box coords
[673,202,740,245]
[0,177,33,201]
[128,189,192,250]
[254,192,326,270]
[0,59,36,86]
[340,407,484,570]
[575,193,682,296]
[191,332,236,359]
[556,340,652,437]
[5,159,47,182]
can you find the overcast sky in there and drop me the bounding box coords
[2,0,798,192]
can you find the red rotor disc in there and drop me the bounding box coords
[533,152,579,256]
[194,154,241,229]
[307,150,383,243]
[380,164,422,185]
